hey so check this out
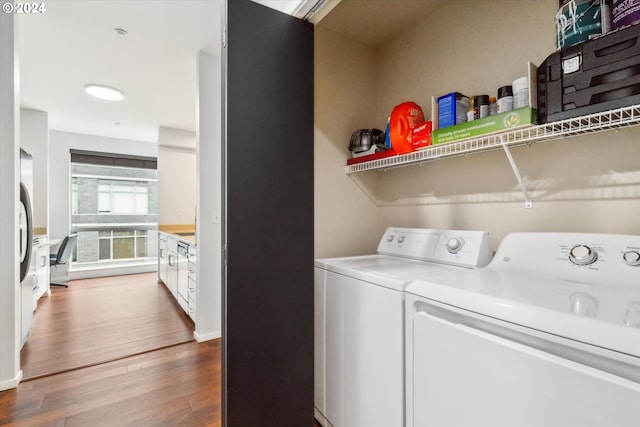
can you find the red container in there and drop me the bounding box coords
[389,101,425,154]
[411,121,432,150]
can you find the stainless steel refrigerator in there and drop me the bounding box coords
[20,148,34,348]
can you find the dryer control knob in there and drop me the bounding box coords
[569,245,597,265]
[622,251,640,266]
[397,236,405,243]
[446,237,465,254]
[387,235,394,242]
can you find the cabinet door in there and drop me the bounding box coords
[177,247,189,313]
[225,0,314,424]
[188,248,196,321]
[33,242,49,307]
[166,250,177,297]
[158,234,167,284]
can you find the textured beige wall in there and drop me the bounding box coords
[314,26,381,258]
[375,0,557,124]
[324,0,640,251]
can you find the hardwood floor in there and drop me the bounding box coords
[1,340,221,426]
[1,272,320,426]
[21,273,195,380]
[1,272,221,426]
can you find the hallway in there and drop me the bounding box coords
[1,273,221,426]
[21,273,195,380]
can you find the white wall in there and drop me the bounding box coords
[158,127,196,227]
[194,51,222,341]
[0,11,22,391]
[49,130,158,246]
[316,0,640,255]
[314,26,380,258]
[20,108,49,234]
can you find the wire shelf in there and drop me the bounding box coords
[344,104,640,174]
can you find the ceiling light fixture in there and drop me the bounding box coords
[84,84,124,101]
[115,28,128,36]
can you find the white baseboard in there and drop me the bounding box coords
[69,263,156,280]
[0,370,23,391]
[193,329,221,342]
[314,408,329,426]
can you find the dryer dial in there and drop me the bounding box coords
[569,245,597,265]
[446,237,465,254]
[622,250,640,266]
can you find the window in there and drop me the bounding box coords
[69,151,158,267]
[97,181,149,214]
[97,230,149,261]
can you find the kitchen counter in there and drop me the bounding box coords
[159,231,196,245]
[173,233,196,245]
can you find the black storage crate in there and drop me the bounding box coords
[537,23,640,124]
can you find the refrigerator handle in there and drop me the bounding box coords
[19,181,33,282]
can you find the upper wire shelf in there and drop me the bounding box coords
[344,104,640,174]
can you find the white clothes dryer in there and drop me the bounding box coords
[315,227,492,427]
[405,232,640,427]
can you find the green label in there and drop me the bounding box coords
[433,107,535,145]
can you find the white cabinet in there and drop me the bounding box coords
[158,232,168,285]
[187,244,196,321]
[33,236,49,310]
[158,231,196,321]
[177,241,189,313]
[166,235,178,298]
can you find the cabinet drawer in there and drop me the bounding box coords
[177,293,189,313]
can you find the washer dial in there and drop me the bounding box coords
[569,245,598,265]
[446,237,465,254]
[622,250,640,266]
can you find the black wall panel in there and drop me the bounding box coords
[224,0,314,425]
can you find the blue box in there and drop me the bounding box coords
[437,92,469,129]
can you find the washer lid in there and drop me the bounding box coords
[405,268,640,358]
[315,255,451,291]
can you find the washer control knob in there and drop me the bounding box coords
[397,236,405,243]
[569,245,597,265]
[622,251,640,266]
[446,237,465,254]
[386,235,394,242]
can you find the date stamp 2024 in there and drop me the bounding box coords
[2,2,46,14]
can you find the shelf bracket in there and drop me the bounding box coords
[500,136,532,208]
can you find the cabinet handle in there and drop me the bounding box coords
[168,254,176,266]
[160,248,164,258]
[40,255,47,267]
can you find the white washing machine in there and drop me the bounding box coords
[405,232,640,427]
[314,227,492,427]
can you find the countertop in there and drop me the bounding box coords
[159,230,196,245]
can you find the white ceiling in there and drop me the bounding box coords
[17,0,439,143]
[18,0,223,143]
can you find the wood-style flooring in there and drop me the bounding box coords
[1,340,221,426]
[1,272,320,426]
[21,273,195,380]
[1,272,221,426]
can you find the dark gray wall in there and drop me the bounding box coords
[224,0,314,425]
